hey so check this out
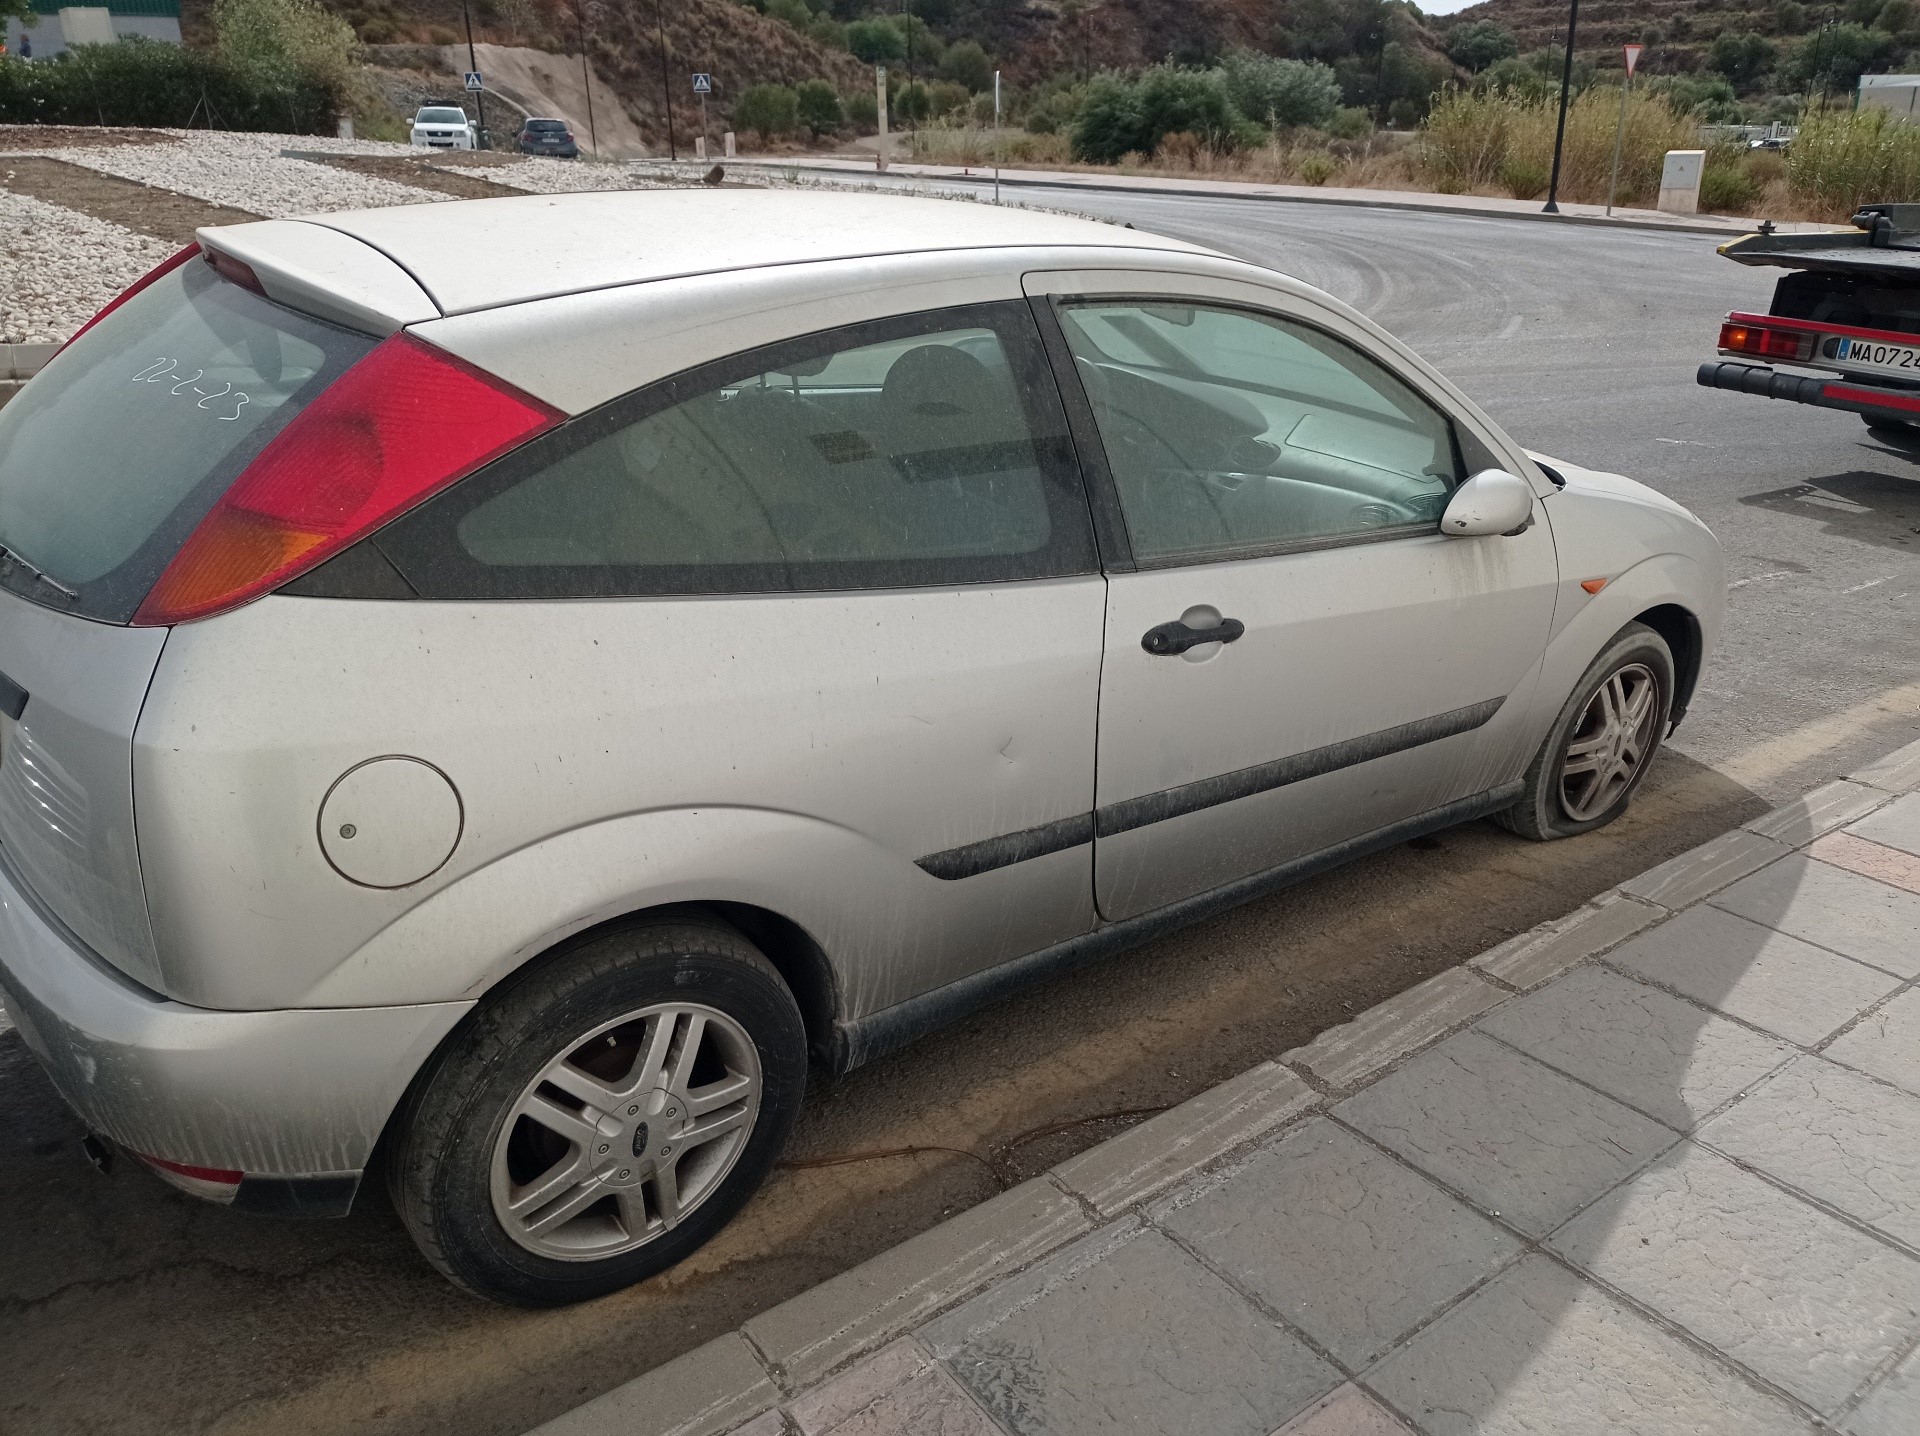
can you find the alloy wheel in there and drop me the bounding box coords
[489,1002,762,1261]
[1557,662,1660,823]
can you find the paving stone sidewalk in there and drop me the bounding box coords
[537,736,1920,1436]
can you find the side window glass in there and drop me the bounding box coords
[1055,301,1462,565]
[381,304,1093,597]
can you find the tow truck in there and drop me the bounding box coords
[1698,203,1920,436]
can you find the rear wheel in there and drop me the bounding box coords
[387,918,806,1306]
[1497,622,1673,841]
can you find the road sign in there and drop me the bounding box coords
[692,73,712,94]
[1623,43,1643,78]
[464,71,484,92]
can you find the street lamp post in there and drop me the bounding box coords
[574,0,598,157]
[462,0,489,149]
[654,0,677,160]
[1543,0,1580,214]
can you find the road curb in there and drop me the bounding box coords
[726,159,1771,239]
[528,733,1920,1436]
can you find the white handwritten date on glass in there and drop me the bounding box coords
[132,358,252,422]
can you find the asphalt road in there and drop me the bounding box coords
[5,191,1920,1436]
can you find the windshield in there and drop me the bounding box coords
[418,109,468,125]
[0,257,375,622]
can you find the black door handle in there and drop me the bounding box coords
[1141,616,1246,656]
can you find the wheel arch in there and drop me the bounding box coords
[1630,602,1704,728]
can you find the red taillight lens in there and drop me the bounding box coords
[57,243,201,355]
[132,334,563,626]
[1719,321,1813,362]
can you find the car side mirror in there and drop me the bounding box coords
[1441,468,1535,537]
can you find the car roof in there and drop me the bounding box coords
[298,189,1214,316]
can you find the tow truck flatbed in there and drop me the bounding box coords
[1699,204,1920,430]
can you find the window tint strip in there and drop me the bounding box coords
[914,696,1505,878]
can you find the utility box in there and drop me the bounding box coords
[57,5,116,44]
[1659,149,1705,214]
[723,131,736,158]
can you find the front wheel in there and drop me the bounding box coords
[386,918,807,1306]
[1497,621,1674,841]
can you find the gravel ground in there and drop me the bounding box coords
[0,129,866,342]
[33,134,440,219]
[0,188,173,343]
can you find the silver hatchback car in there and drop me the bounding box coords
[0,191,1723,1305]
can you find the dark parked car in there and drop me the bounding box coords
[518,118,580,158]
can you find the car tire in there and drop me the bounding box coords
[1864,414,1920,442]
[386,917,807,1307]
[1495,621,1674,842]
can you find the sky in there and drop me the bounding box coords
[1420,0,1490,14]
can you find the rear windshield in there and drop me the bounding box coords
[418,109,468,124]
[0,257,375,623]
[527,121,567,132]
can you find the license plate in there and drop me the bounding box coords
[1828,334,1920,375]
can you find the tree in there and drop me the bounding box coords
[2,0,32,26]
[735,82,798,139]
[1710,31,1777,89]
[846,17,905,64]
[795,77,842,135]
[1217,48,1340,128]
[1070,65,1256,162]
[937,39,993,93]
[214,0,358,106]
[1790,21,1886,93]
[1446,20,1518,72]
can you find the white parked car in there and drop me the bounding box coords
[410,105,477,150]
[0,192,1724,1306]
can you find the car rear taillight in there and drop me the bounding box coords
[1719,321,1815,362]
[132,334,563,626]
[57,243,201,355]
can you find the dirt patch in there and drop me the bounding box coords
[301,152,529,200]
[0,156,260,243]
[0,125,180,152]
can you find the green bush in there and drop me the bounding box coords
[734,82,798,139]
[845,88,878,132]
[926,79,969,117]
[893,80,930,122]
[1788,105,1920,217]
[1446,20,1519,72]
[937,39,992,93]
[795,78,842,135]
[764,0,810,31]
[1071,65,1255,163]
[1297,150,1338,184]
[1709,31,1777,90]
[0,40,335,130]
[1024,108,1057,134]
[1700,163,1761,213]
[1217,48,1339,129]
[1497,154,1548,198]
[846,17,904,65]
[1325,105,1372,139]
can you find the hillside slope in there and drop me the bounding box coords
[1445,0,1811,75]
[182,0,865,149]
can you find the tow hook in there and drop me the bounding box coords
[80,1133,115,1174]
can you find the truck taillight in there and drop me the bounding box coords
[1719,321,1814,362]
[132,334,563,626]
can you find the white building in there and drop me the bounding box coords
[1859,73,1920,118]
[5,0,183,61]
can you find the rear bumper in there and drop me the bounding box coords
[0,844,470,1211]
[1697,360,1920,426]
